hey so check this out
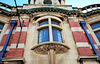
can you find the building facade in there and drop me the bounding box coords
[0,0,100,64]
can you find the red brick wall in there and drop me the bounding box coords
[0,21,29,58]
[4,48,24,58]
[69,22,95,55]
[11,32,27,44]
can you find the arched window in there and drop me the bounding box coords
[0,22,4,33]
[90,21,100,42]
[38,17,63,44]
[43,0,52,5]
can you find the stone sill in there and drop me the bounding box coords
[1,57,25,62]
[78,55,98,61]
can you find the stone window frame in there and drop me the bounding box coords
[36,16,63,44]
[87,19,100,45]
[90,21,100,41]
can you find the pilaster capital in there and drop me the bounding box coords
[80,21,86,26]
[10,20,17,26]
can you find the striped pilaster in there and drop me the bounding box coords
[69,22,94,55]
[0,24,15,50]
[0,21,29,58]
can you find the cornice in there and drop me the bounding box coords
[0,7,79,16]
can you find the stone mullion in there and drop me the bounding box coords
[49,17,53,42]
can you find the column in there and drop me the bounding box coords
[48,49,56,64]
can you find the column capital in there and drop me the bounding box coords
[80,21,86,26]
[10,20,17,26]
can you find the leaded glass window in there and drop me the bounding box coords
[52,28,62,42]
[38,28,49,44]
[38,17,63,44]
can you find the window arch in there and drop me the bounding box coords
[37,16,63,44]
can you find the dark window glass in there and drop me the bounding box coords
[44,1,52,4]
[51,19,60,26]
[0,22,4,30]
[39,20,48,26]
[95,31,100,42]
[38,28,49,44]
[52,28,62,43]
[43,0,52,5]
[90,21,100,30]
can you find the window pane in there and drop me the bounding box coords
[39,20,48,26]
[90,21,100,30]
[52,28,63,43]
[38,28,49,44]
[0,22,4,30]
[51,19,60,26]
[95,31,100,42]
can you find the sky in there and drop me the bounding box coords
[0,0,100,8]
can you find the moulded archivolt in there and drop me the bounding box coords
[33,15,62,23]
[86,15,100,24]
